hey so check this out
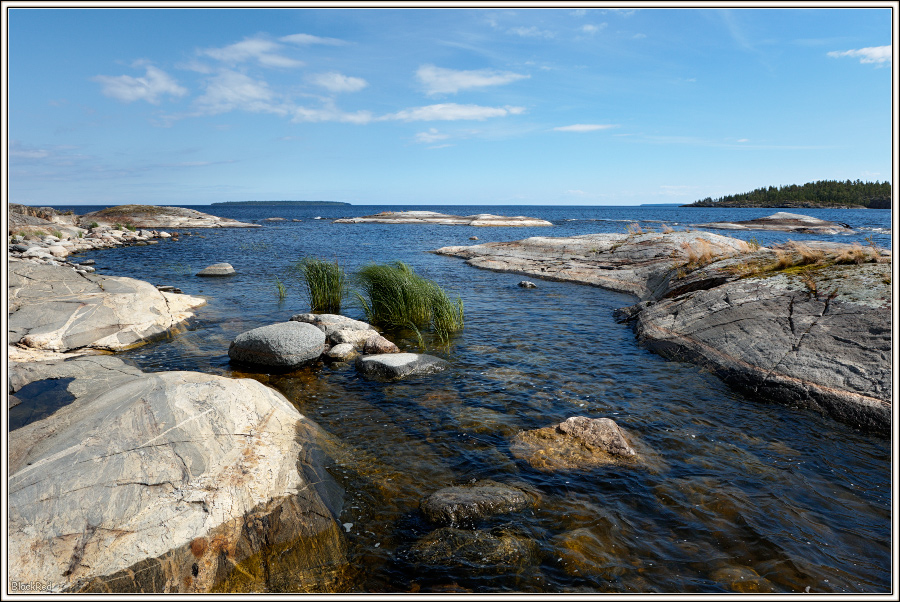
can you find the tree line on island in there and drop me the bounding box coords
[686,179,891,209]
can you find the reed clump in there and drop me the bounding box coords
[293,257,347,313]
[355,261,464,343]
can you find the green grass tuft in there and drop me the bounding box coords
[293,257,347,313]
[354,261,463,344]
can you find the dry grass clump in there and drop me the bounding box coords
[833,243,878,265]
[680,239,720,267]
[661,224,675,234]
[626,222,644,235]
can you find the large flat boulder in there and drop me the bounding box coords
[628,263,891,434]
[355,353,450,380]
[335,211,552,227]
[694,212,854,235]
[435,230,752,299]
[78,205,259,229]
[8,359,348,593]
[8,261,206,353]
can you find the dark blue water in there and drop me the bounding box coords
[51,204,892,593]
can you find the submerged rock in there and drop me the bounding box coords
[406,526,540,574]
[518,280,537,288]
[510,416,637,471]
[8,360,347,593]
[228,321,326,369]
[355,353,449,380]
[420,481,538,527]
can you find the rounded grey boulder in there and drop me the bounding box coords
[197,263,235,276]
[229,321,326,368]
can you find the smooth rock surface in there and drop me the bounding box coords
[196,263,235,277]
[324,343,359,361]
[362,334,400,355]
[695,212,854,235]
[290,313,376,338]
[8,261,206,354]
[229,321,326,368]
[335,211,552,227]
[8,363,347,593]
[628,266,891,434]
[435,230,752,299]
[355,353,450,380]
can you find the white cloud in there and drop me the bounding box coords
[553,124,618,132]
[194,70,286,116]
[417,64,529,95]
[582,23,608,35]
[509,26,555,39]
[292,101,373,124]
[201,37,303,68]
[280,33,347,46]
[309,72,368,93]
[384,103,526,122]
[737,138,749,143]
[827,45,891,64]
[415,128,451,144]
[92,66,187,104]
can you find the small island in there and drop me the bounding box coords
[210,200,351,206]
[685,179,891,209]
[334,210,553,227]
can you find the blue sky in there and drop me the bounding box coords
[6,6,895,206]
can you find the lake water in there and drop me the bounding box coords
[49,204,893,593]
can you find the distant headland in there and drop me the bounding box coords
[684,179,891,209]
[210,200,351,207]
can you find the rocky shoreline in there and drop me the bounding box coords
[434,221,891,435]
[6,205,892,592]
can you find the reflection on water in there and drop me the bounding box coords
[71,205,890,593]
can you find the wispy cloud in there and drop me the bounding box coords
[415,128,451,144]
[417,64,529,95]
[194,70,287,116]
[280,33,347,46]
[554,124,618,132]
[292,101,374,124]
[309,72,368,93]
[827,45,891,64]
[509,26,555,39]
[200,37,303,68]
[581,23,608,35]
[384,103,526,122]
[92,65,187,104]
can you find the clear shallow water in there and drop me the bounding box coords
[51,204,892,593]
